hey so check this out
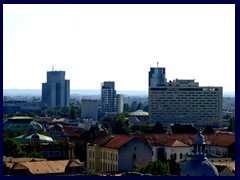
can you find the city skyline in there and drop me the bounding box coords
[3,4,235,93]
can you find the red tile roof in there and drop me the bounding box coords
[104,135,135,149]
[89,134,109,146]
[63,126,83,137]
[89,135,138,149]
[88,133,235,149]
[206,133,235,147]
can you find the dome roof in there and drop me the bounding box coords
[30,121,43,131]
[13,133,54,144]
[129,110,149,116]
[181,158,219,176]
[53,124,64,132]
[194,131,206,145]
[180,131,219,176]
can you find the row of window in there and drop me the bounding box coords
[100,162,118,171]
[89,150,118,161]
[101,151,118,161]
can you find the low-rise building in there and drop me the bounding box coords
[3,157,86,176]
[87,134,152,173]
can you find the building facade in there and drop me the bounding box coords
[101,81,117,114]
[81,99,98,121]
[42,70,70,108]
[87,135,152,173]
[116,94,124,114]
[148,67,223,127]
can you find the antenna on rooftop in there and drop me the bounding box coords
[52,65,54,71]
[157,61,159,68]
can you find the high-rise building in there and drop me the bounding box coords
[42,70,70,108]
[148,67,223,127]
[149,67,166,87]
[81,99,98,121]
[116,94,124,114]
[101,81,116,114]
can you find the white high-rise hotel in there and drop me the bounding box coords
[148,67,223,127]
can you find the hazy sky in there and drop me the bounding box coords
[3,4,235,92]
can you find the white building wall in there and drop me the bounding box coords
[207,146,229,156]
[152,146,192,163]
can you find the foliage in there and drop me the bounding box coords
[135,160,171,176]
[112,114,131,134]
[3,138,26,158]
[168,154,180,175]
[123,103,130,112]
[136,103,144,111]
[4,130,29,139]
[27,112,36,117]
[100,114,165,135]
[70,104,77,119]
[152,123,165,134]
[27,151,44,158]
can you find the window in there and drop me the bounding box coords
[180,153,183,159]
[89,162,91,169]
[174,153,177,159]
[133,154,136,160]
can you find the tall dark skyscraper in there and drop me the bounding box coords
[101,81,117,114]
[149,67,167,87]
[42,70,70,108]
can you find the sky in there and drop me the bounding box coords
[3,4,235,92]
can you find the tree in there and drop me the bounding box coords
[168,154,180,175]
[112,114,130,134]
[130,101,138,112]
[135,160,171,176]
[62,106,70,118]
[137,103,144,111]
[3,138,26,158]
[27,112,36,117]
[53,105,63,117]
[203,126,215,133]
[27,151,44,158]
[152,123,164,134]
[123,103,130,112]
[70,105,77,119]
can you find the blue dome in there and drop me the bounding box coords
[194,131,206,145]
[180,131,219,176]
[181,158,219,176]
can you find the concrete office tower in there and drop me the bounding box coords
[148,67,223,127]
[116,94,124,114]
[101,81,117,114]
[42,70,70,108]
[81,99,98,121]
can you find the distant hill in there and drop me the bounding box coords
[3,89,148,97]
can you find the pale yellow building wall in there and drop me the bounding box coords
[87,145,119,173]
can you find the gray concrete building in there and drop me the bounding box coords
[81,99,98,121]
[116,94,124,114]
[42,70,70,108]
[148,67,223,127]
